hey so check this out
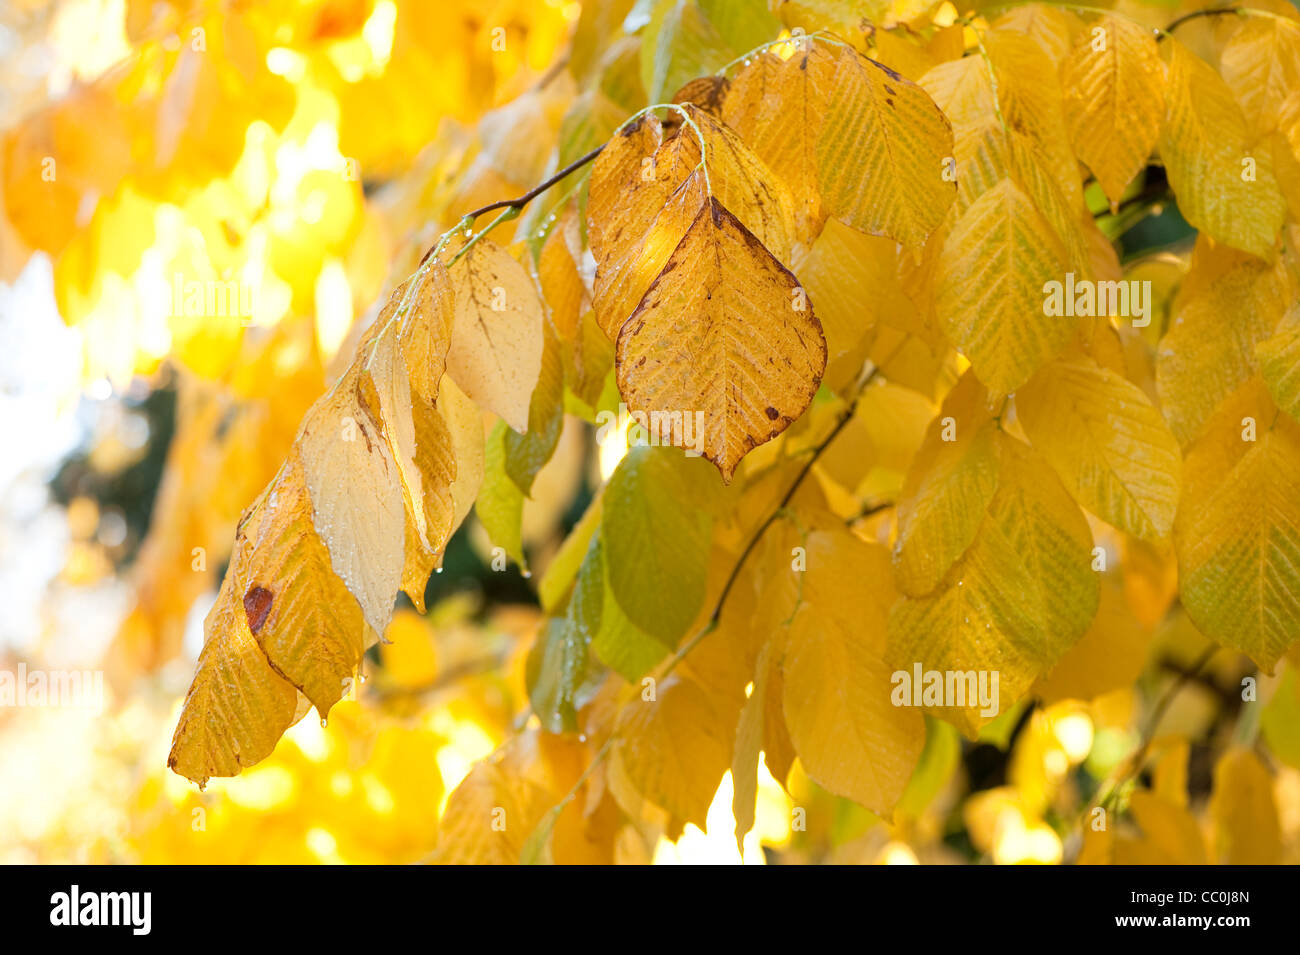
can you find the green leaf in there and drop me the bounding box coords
[584,533,672,680]
[601,446,719,644]
[475,420,526,569]
[640,0,731,103]
[504,319,565,496]
[527,538,607,732]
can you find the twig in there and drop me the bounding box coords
[1165,5,1242,34]
[416,145,606,268]
[1086,642,1219,816]
[847,498,895,524]
[459,145,606,225]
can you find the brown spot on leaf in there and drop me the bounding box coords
[244,586,273,634]
[765,406,780,420]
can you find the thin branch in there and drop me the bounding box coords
[1165,5,1242,34]
[847,497,895,524]
[531,54,571,93]
[1086,642,1219,817]
[462,145,606,224]
[416,144,606,268]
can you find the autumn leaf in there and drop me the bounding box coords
[817,42,956,248]
[297,366,406,639]
[1219,17,1300,139]
[613,671,737,830]
[240,455,368,715]
[616,196,826,480]
[722,42,838,241]
[1175,379,1300,672]
[937,178,1073,395]
[892,372,1000,598]
[1159,38,1285,260]
[888,433,1099,734]
[588,114,705,339]
[445,236,545,433]
[1017,354,1182,540]
[781,527,925,814]
[1061,15,1165,209]
[1209,747,1282,864]
[167,546,307,788]
[1257,303,1300,424]
[1156,237,1294,446]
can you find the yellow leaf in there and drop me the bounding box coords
[950,120,1089,275]
[588,115,705,338]
[297,366,405,638]
[673,104,795,263]
[241,455,367,715]
[1018,355,1182,540]
[398,383,457,612]
[789,217,916,365]
[1219,17,1300,138]
[888,434,1099,734]
[722,43,838,241]
[1114,789,1208,865]
[437,731,612,865]
[818,43,955,248]
[669,74,730,117]
[615,197,826,481]
[782,528,925,814]
[1122,535,1180,632]
[538,213,586,351]
[1159,38,1285,260]
[445,237,544,432]
[358,270,455,554]
[392,261,456,407]
[1175,379,1300,671]
[1209,747,1282,864]
[1035,578,1152,703]
[1156,237,1294,446]
[920,54,994,131]
[167,529,306,788]
[982,27,1083,212]
[1257,303,1300,424]
[434,761,553,865]
[893,372,1000,597]
[937,178,1072,395]
[1061,15,1164,208]
[437,374,487,537]
[613,672,736,829]
[992,4,1084,66]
